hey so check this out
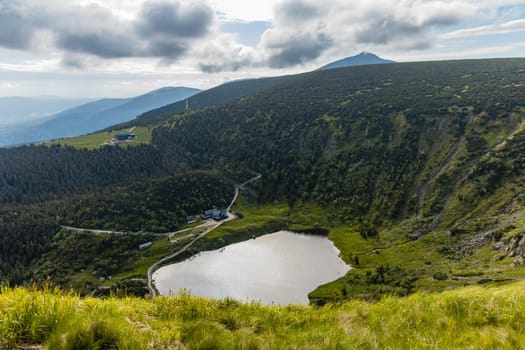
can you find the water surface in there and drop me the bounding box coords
[153,231,350,304]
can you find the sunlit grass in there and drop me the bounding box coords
[45,126,152,150]
[1,282,525,349]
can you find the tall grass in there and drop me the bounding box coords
[1,282,524,349]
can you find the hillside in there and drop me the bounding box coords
[129,75,292,126]
[1,58,525,301]
[0,87,200,146]
[1,282,524,349]
[153,58,525,220]
[318,51,395,70]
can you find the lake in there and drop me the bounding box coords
[153,230,350,304]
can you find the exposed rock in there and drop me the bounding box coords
[505,234,525,258]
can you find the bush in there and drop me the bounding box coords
[433,271,449,280]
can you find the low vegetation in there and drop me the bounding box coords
[1,282,525,349]
[46,127,152,150]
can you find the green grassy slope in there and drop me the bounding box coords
[46,127,152,150]
[1,282,524,349]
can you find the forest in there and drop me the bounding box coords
[1,58,525,294]
[0,172,233,284]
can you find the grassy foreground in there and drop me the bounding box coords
[1,282,525,349]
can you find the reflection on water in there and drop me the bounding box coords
[153,231,350,305]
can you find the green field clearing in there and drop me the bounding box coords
[46,127,152,149]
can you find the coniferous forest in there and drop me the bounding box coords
[1,58,525,299]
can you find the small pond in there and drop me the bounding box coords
[153,230,350,305]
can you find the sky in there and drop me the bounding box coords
[0,0,525,98]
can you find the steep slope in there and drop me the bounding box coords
[154,59,525,220]
[151,59,525,299]
[1,87,200,146]
[1,282,525,349]
[318,51,395,70]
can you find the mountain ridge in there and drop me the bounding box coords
[318,51,395,71]
[126,76,293,127]
[125,53,396,129]
[0,96,92,127]
[0,86,200,146]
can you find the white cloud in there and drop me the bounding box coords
[443,18,525,38]
[210,0,277,22]
[251,0,481,68]
[396,41,525,62]
[0,81,18,89]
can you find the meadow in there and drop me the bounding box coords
[1,282,524,349]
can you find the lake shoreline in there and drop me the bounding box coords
[153,230,350,305]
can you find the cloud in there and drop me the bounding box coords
[194,33,257,73]
[251,0,332,69]
[442,18,525,39]
[0,1,34,49]
[355,17,426,46]
[60,53,107,70]
[61,55,87,70]
[38,3,143,59]
[264,30,333,68]
[210,0,276,22]
[323,1,476,51]
[56,32,140,59]
[275,0,321,23]
[185,0,485,72]
[135,0,214,59]
[137,1,213,38]
[0,0,214,63]
[0,0,523,75]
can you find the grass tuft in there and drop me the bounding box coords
[1,282,525,349]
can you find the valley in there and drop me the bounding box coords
[1,57,525,347]
[2,0,525,345]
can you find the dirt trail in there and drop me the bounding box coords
[147,172,261,297]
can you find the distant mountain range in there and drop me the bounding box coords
[0,87,200,146]
[123,53,395,127]
[0,96,92,127]
[0,52,394,146]
[318,52,395,71]
[128,76,293,127]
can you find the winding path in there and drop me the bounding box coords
[227,172,261,212]
[146,172,261,297]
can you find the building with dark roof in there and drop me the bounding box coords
[202,208,228,221]
[114,131,135,141]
